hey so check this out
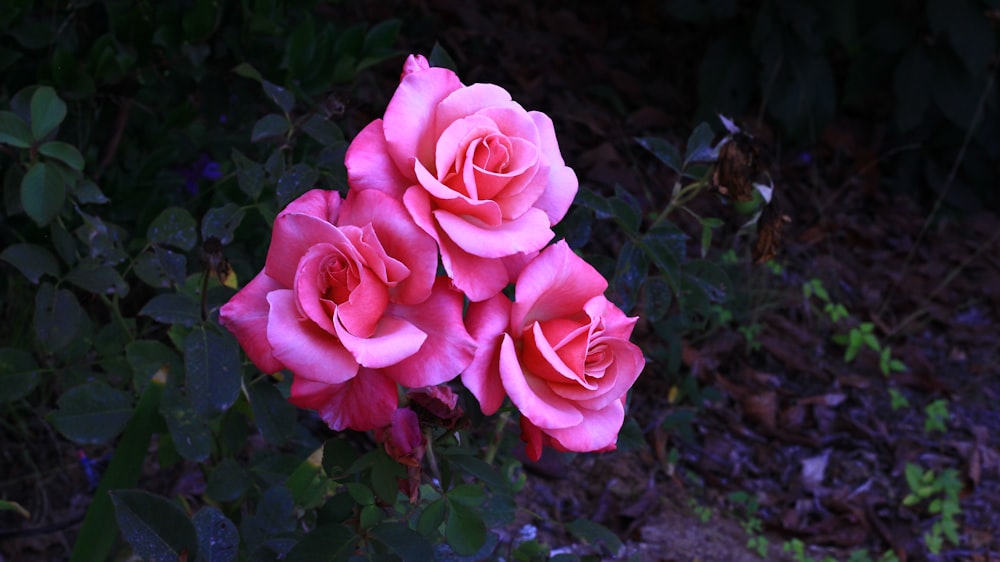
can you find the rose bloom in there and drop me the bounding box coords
[346,54,578,301]
[219,189,476,431]
[462,241,645,460]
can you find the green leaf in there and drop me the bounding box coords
[251,113,289,143]
[301,114,345,146]
[346,482,375,506]
[21,162,66,226]
[684,260,732,303]
[159,385,212,461]
[148,207,197,251]
[445,501,487,556]
[206,458,253,503]
[573,187,614,219]
[699,217,724,258]
[201,203,246,246]
[247,380,296,445]
[428,42,458,71]
[417,498,446,536]
[362,18,402,56]
[232,62,262,82]
[0,348,41,402]
[610,184,641,233]
[283,524,356,562]
[444,453,509,492]
[262,80,295,114]
[0,110,32,147]
[139,293,201,326]
[48,381,133,444]
[641,222,687,290]
[684,122,717,165]
[72,180,109,204]
[241,486,297,549]
[370,521,435,562]
[66,261,128,296]
[566,518,623,555]
[134,247,187,289]
[448,484,486,507]
[127,340,183,389]
[640,276,672,322]
[322,439,359,477]
[635,136,682,173]
[70,376,165,562]
[193,507,239,562]
[611,240,648,313]
[110,490,199,562]
[371,448,404,504]
[38,141,84,171]
[34,282,82,352]
[1,243,59,283]
[30,86,67,140]
[184,325,242,416]
[231,149,264,200]
[276,163,320,209]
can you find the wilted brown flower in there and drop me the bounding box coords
[752,204,790,264]
[713,131,763,202]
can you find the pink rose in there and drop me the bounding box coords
[346,54,579,301]
[462,241,645,460]
[219,188,476,431]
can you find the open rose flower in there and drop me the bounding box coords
[462,241,645,460]
[219,188,476,431]
[346,54,578,301]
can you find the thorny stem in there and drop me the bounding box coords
[483,411,511,465]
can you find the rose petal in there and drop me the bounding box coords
[279,188,341,224]
[219,271,285,373]
[383,67,463,176]
[435,84,514,135]
[380,278,476,387]
[462,294,513,415]
[499,334,583,429]
[414,161,503,225]
[512,241,607,333]
[289,368,397,431]
[266,213,359,288]
[438,234,514,301]
[339,189,437,305]
[336,265,390,338]
[346,120,415,198]
[293,243,344,335]
[266,290,358,384]
[434,206,553,258]
[553,338,645,411]
[528,111,578,224]
[334,311,426,369]
[543,398,625,454]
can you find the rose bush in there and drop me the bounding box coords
[462,241,645,460]
[219,188,476,431]
[346,54,579,301]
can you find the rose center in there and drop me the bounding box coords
[472,134,511,173]
[320,254,359,305]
